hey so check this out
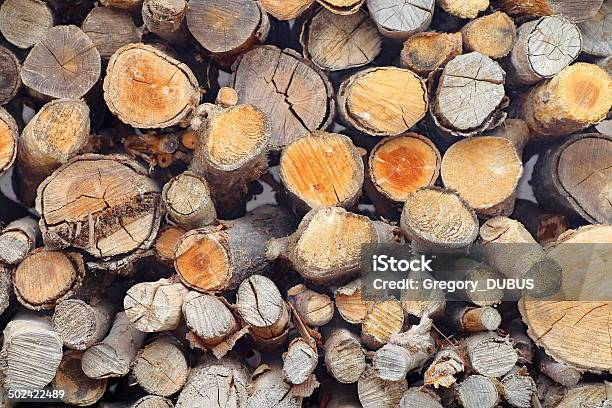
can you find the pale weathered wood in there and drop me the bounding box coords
[287,284,334,327]
[52,350,107,406]
[361,299,404,349]
[0,45,21,105]
[508,16,582,85]
[335,279,374,324]
[324,328,367,383]
[556,383,607,408]
[104,43,200,128]
[317,0,364,15]
[246,364,302,407]
[447,303,502,333]
[437,0,489,18]
[161,171,216,228]
[338,66,427,136]
[497,0,604,22]
[0,106,18,177]
[124,278,189,332]
[132,337,189,397]
[53,298,116,350]
[400,187,478,252]
[457,375,501,408]
[16,98,91,205]
[538,351,580,386]
[358,366,407,408]
[133,396,174,408]
[0,265,12,315]
[462,12,516,59]
[0,0,54,49]
[400,388,443,408]
[465,332,518,377]
[579,1,611,57]
[36,154,162,270]
[260,0,314,20]
[1,312,63,389]
[182,291,239,347]
[142,0,189,43]
[501,367,537,408]
[301,8,382,71]
[0,216,38,265]
[400,32,462,76]
[82,7,142,59]
[21,25,101,99]
[533,133,611,224]
[232,45,334,150]
[424,347,465,388]
[279,131,364,212]
[81,312,147,379]
[366,0,434,40]
[282,337,318,384]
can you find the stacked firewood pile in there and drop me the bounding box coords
[0,0,610,406]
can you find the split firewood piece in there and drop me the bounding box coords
[496,0,603,23]
[1,312,63,389]
[556,383,608,408]
[300,8,382,71]
[457,375,501,408]
[447,303,502,333]
[82,7,142,59]
[538,351,580,386]
[175,357,250,408]
[186,0,269,58]
[0,216,38,265]
[533,133,612,224]
[317,0,364,15]
[52,350,107,406]
[246,363,303,408]
[53,298,116,350]
[431,52,507,137]
[520,63,611,139]
[465,332,518,377]
[504,318,534,365]
[16,98,90,205]
[373,317,436,381]
[282,337,318,384]
[441,136,523,218]
[161,171,216,228]
[182,291,239,347]
[0,265,12,315]
[0,107,18,177]
[132,337,189,397]
[324,327,367,383]
[424,347,465,388]
[236,275,290,348]
[399,32,462,76]
[479,217,562,296]
[338,66,427,136]
[361,299,404,349]
[188,103,270,217]
[21,25,101,99]
[104,43,200,128]
[36,154,162,270]
[400,388,443,408]
[335,279,374,324]
[357,366,408,408]
[366,0,434,40]
[100,0,144,10]
[0,45,21,105]
[437,0,489,19]
[519,224,612,372]
[461,12,516,59]
[279,131,364,212]
[142,0,189,43]
[153,225,186,266]
[232,45,334,150]
[267,206,397,285]
[124,278,189,332]
[175,205,295,292]
[133,396,174,408]
[260,0,314,20]
[507,16,582,86]
[501,367,537,408]
[287,284,334,327]
[0,0,54,49]
[81,312,146,379]
[401,187,479,253]
[368,133,440,203]
[578,1,611,57]
[12,248,84,311]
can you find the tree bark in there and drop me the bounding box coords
[279,131,364,212]
[287,284,334,327]
[175,205,295,292]
[104,43,200,128]
[457,374,501,408]
[578,1,611,57]
[81,312,146,379]
[465,332,518,378]
[497,0,603,22]
[537,351,581,386]
[400,32,462,76]
[232,45,335,151]
[300,8,382,71]
[81,7,142,59]
[461,12,516,59]
[132,337,189,397]
[16,98,91,205]
[366,0,434,40]
[338,66,427,136]
[52,298,116,350]
[0,216,38,265]
[260,0,314,20]
[161,171,216,228]
[357,365,408,408]
[0,0,54,49]
[52,350,107,406]
[520,63,610,139]
[361,299,404,349]
[0,45,21,105]
[0,107,18,178]
[142,0,189,43]
[36,154,162,271]
[533,133,611,224]
[324,328,367,384]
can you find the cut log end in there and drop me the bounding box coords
[0,45,21,105]
[335,279,374,324]
[357,366,407,408]
[0,0,54,49]
[154,225,186,265]
[457,375,500,408]
[142,0,188,43]
[283,338,318,384]
[324,328,367,384]
[52,298,115,350]
[82,7,142,59]
[260,0,314,20]
[361,299,404,349]
[182,291,238,346]
[579,1,612,57]
[52,350,107,406]
[317,0,364,15]
[0,107,18,177]
[132,338,189,397]
[399,32,462,76]
[462,12,516,59]
[288,284,335,327]
[465,332,518,377]
[367,0,434,40]
[437,0,489,19]
[162,171,216,228]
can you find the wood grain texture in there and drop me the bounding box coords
[0,104,19,177]
[161,171,216,228]
[52,298,116,350]
[0,217,38,265]
[317,0,364,15]
[261,0,314,20]
[367,0,434,40]
[132,337,188,397]
[358,366,407,408]
[457,375,500,408]
[324,328,367,383]
[462,12,516,59]
[0,0,54,49]
[182,291,239,346]
[0,45,21,105]
[579,1,612,57]
[142,0,189,43]
[52,350,107,406]
[399,31,462,76]
[436,0,489,19]
[497,0,604,22]
[82,7,142,59]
